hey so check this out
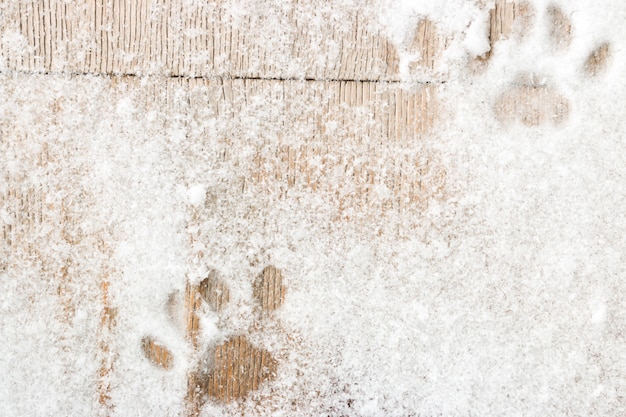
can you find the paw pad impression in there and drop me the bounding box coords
[483,1,611,126]
[142,266,286,412]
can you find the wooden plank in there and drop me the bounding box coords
[121,74,443,413]
[2,46,443,413]
[2,1,618,414]
[0,130,115,415]
[90,76,442,218]
[0,0,443,81]
[494,81,570,126]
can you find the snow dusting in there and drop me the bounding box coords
[1,0,626,416]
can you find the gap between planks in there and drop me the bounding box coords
[0,68,446,85]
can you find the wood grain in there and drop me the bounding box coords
[142,336,174,370]
[2,70,441,412]
[494,82,570,126]
[1,0,444,411]
[0,0,442,81]
[547,5,572,51]
[183,267,284,415]
[253,266,286,320]
[584,42,610,76]
[107,76,443,217]
[0,122,116,415]
[483,1,575,127]
[477,0,533,64]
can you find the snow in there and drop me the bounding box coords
[1,0,626,416]
[187,184,207,207]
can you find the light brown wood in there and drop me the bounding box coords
[584,42,610,76]
[486,2,610,126]
[547,5,572,51]
[242,80,442,216]
[478,0,533,63]
[142,337,174,369]
[198,270,231,313]
[408,19,442,74]
[182,270,231,350]
[1,185,45,260]
[2,0,618,414]
[253,266,286,320]
[0,0,442,81]
[1,125,116,415]
[494,82,570,126]
[98,273,117,411]
[103,76,442,217]
[184,280,204,349]
[183,267,284,415]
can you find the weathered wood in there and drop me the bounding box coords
[547,5,572,51]
[2,0,444,409]
[1,74,441,245]
[477,0,533,64]
[183,267,284,414]
[494,81,570,126]
[142,336,174,369]
[484,1,580,127]
[100,76,442,216]
[60,70,440,414]
[253,266,285,320]
[198,270,231,313]
[98,275,117,411]
[0,0,442,81]
[0,121,115,415]
[584,42,610,76]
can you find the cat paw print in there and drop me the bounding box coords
[479,0,611,126]
[141,266,286,415]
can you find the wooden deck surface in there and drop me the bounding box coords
[0,73,441,415]
[0,0,612,415]
[0,0,443,81]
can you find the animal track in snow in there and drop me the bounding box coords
[481,1,611,126]
[142,266,286,414]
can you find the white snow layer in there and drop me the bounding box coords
[1,0,626,416]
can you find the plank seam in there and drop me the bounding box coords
[0,69,446,84]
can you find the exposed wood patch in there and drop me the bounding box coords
[1,185,46,259]
[494,79,570,126]
[253,266,286,320]
[188,335,278,407]
[410,20,440,72]
[97,253,117,414]
[547,5,572,51]
[198,270,231,313]
[477,0,534,64]
[584,43,610,76]
[184,281,204,350]
[184,267,286,415]
[142,337,174,370]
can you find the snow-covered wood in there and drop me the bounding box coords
[0,0,443,81]
[2,1,624,416]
